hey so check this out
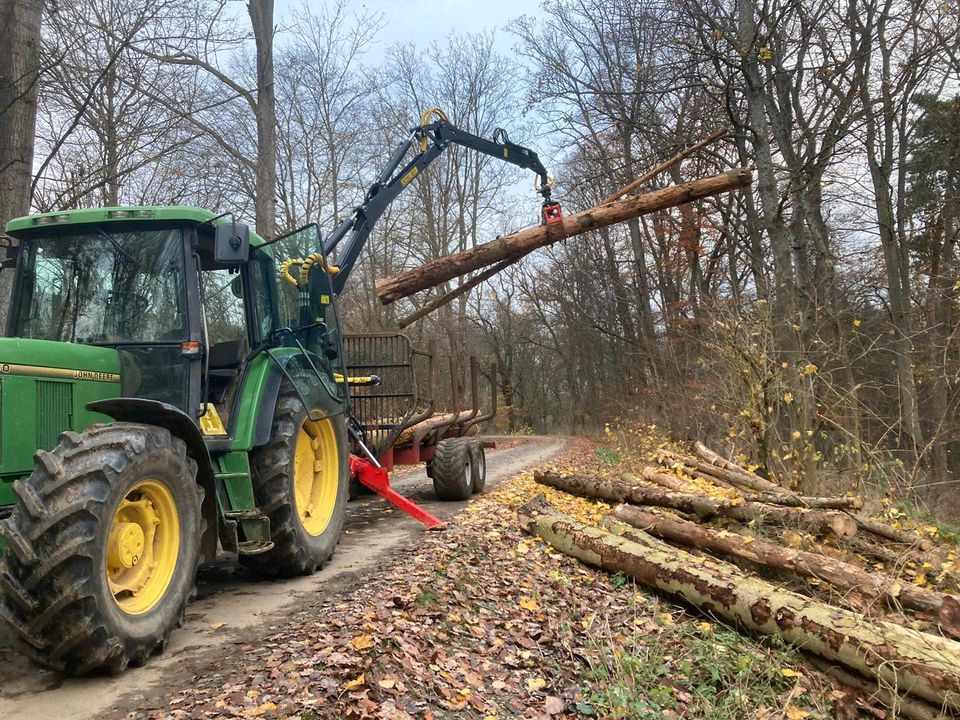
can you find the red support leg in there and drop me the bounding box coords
[349,455,445,529]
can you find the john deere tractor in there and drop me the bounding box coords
[0,111,556,674]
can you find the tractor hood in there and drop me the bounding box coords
[0,338,121,505]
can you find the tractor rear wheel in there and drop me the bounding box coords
[431,438,473,501]
[241,386,349,577]
[0,423,203,675]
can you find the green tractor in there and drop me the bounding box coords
[0,113,557,674]
[0,208,354,673]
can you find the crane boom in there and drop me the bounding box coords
[323,112,557,295]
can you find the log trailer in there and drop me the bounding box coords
[0,109,558,674]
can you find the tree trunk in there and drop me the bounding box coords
[248,0,277,239]
[693,442,782,491]
[853,514,933,551]
[375,169,753,305]
[533,471,857,537]
[651,460,737,489]
[517,496,960,710]
[394,410,477,446]
[0,0,43,326]
[613,504,960,638]
[662,448,780,493]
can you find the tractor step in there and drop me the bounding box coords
[238,540,275,555]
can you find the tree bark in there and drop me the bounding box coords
[517,496,960,710]
[394,410,477,446]
[0,0,43,326]
[853,514,933,551]
[248,0,277,239]
[613,504,960,638]
[376,169,753,305]
[652,458,737,489]
[693,442,782,491]
[534,470,857,537]
[662,449,781,493]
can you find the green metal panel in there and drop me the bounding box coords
[215,452,256,511]
[0,338,121,501]
[227,352,277,452]
[5,206,267,247]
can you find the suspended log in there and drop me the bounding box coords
[613,504,960,639]
[663,448,781,493]
[376,169,753,305]
[692,442,782,492]
[854,514,933,551]
[534,470,857,537]
[517,495,960,710]
[394,410,476,446]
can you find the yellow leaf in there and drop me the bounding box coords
[526,677,547,691]
[242,702,277,718]
[889,581,902,597]
[378,678,397,689]
[697,621,713,633]
[915,574,928,586]
[344,673,366,690]
[781,668,803,678]
[351,634,375,650]
[741,535,756,544]
[786,707,810,720]
[803,363,818,375]
[783,392,794,404]
[759,46,773,61]
[853,319,862,327]
[519,597,540,611]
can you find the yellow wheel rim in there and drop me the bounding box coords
[106,479,180,615]
[293,418,340,536]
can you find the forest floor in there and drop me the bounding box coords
[117,431,855,720]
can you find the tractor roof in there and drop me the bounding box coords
[4,206,267,246]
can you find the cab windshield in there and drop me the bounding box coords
[12,227,187,344]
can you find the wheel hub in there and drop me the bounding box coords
[109,522,145,568]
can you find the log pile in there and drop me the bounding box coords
[520,444,960,717]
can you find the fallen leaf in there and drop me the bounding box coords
[781,668,803,678]
[351,634,375,650]
[785,707,810,719]
[545,696,565,714]
[519,597,540,612]
[526,677,547,692]
[344,673,366,690]
[378,678,397,690]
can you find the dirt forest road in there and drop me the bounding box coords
[0,435,566,720]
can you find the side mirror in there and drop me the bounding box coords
[0,238,17,270]
[214,222,250,264]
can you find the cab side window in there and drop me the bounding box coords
[201,268,247,345]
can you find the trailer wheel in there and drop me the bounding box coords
[242,385,349,577]
[431,438,473,501]
[0,423,202,675]
[467,439,486,493]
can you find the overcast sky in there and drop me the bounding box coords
[278,0,542,59]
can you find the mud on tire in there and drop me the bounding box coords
[0,423,203,675]
[241,386,349,578]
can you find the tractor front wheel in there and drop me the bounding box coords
[0,423,203,675]
[242,386,349,577]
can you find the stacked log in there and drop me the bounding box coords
[522,444,960,715]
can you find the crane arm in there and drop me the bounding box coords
[323,111,558,295]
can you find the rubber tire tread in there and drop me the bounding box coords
[432,438,472,501]
[0,423,203,675]
[240,386,349,578]
[468,439,486,494]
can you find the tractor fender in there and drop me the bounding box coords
[86,398,219,563]
[251,362,284,448]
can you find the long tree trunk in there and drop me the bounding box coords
[249,0,277,239]
[612,504,960,638]
[0,0,43,326]
[533,471,857,537]
[517,496,960,710]
[375,169,753,304]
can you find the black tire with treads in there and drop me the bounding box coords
[0,423,203,675]
[240,386,349,577]
[467,439,486,493]
[431,438,473,501]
